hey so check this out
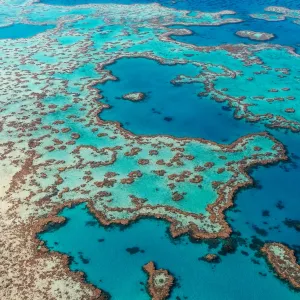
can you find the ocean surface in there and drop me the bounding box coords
[40,0,300,13]
[39,109,300,299]
[0,23,54,39]
[4,0,299,299]
[98,57,259,141]
[39,199,300,300]
[169,17,300,54]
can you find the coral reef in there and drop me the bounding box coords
[262,243,300,290]
[143,261,174,300]
[236,30,275,41]
[122,92,146,102]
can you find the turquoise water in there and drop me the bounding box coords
[4,0,299,298]
[0,23,54,39]
[40,0,300,13]
[39,202,300,300]
[40,53,300,297]
[39,89,300,298]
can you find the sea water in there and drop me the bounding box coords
[33,0,300,299]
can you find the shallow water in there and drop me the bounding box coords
[40,54,300,297]
[40,82,300,298]
[3,0,299,298]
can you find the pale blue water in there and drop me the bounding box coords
[0,23,54,39]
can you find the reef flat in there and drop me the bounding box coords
[262,243,300,290]
[0,0,299,299]
[143,261,174,300]
[235,30,275,41]
[251,6,300,24]
[122,92,145,102]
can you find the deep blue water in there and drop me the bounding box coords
[170,17,300,53]
[226,130,300,249]
[40,0,300,14]
[98,57,259,142]
[39,198,300,299]
[40,0,300,52]
[0,23,54,39]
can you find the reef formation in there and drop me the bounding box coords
[0,0,299,299]
[235,30,275,41]
[122,92,146,102]
[143,261,174,300]
[250,6,300,23]
[262,243,300,290]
